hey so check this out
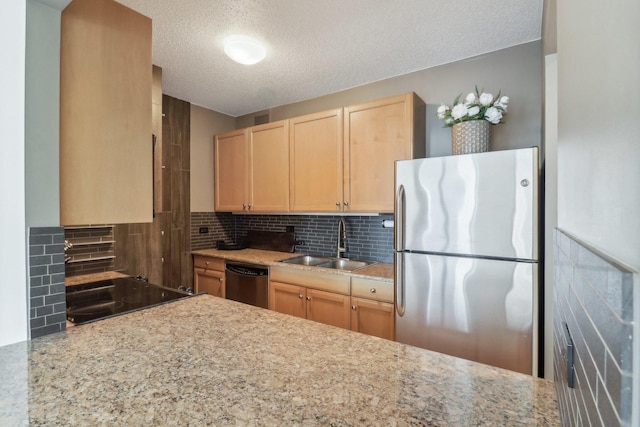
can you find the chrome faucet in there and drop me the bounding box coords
[337,218,347,258]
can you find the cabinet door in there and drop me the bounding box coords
[289,109,343,212]
[344,93,416,213]
[350,297,395,340]
[60,0,152,225]
[249,120,289,212]
[269,281,306,319]
[306,289,350,330]
[194,268,225,298]
[214,129,248,211]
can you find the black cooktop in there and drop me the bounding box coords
[66,277,192,325]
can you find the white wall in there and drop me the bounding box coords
[190,104,235,212]
[26,0,61,227]
[557,0,640,270]
[557,1,639,423]
[0,1,28,346]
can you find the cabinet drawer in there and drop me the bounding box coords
[270,266,350,295]
[193,255,225,271]
[351,277,394,303]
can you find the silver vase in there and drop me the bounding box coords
[451,120,491,155]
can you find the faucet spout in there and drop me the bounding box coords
[337,218,347,258]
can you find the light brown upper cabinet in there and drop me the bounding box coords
[249,120,290,212]
[214,121,289,212]
[344,93,425,213]
[289,109,343,212]
[60,0,152,225]
[214,129,248,212]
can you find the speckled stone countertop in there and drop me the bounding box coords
[192,248,394,281]
[65,270,130,287]
[0,296,559,425]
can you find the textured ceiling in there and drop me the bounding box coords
[115,0,543,117]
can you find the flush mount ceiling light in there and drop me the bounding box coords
[223,35,266,65]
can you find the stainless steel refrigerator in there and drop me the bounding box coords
[394,147,539,375]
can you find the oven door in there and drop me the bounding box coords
[224,263,269,309]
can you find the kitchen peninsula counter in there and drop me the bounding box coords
[0,295,559,425]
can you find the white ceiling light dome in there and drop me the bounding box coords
[223,35,267,65]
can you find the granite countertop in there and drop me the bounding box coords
[192,248,394,281]
[0,296,559,425]
[65,270,130,287]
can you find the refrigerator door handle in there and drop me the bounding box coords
[395,184,405,251]
[395,252,405,316]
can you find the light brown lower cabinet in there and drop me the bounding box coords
[269,281,306,319]
[306,288,350,329]
[349,276,395,340]
[193,256,225,298]
[350,297,395,340]
[194,268,225,298]
[269,281,351,330]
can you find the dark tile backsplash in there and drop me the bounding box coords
[64,226,115,277]
[29,227,66,339]
[553,229,636,427]
[191,212,235,250]
[190,213,394,263]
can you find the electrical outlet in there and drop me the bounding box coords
[199,227,209,234]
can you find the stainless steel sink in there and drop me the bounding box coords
[280,255,374,271]
[280,255,331,266]
[316,259,373,271]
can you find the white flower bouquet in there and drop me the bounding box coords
[437,86,508,127]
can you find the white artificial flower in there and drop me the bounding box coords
[467,106,480,117]
[437,104,450,119]
[451,103,469,120]
[445,117,454,125]
[494,95,509,111]
[465,93,476,104]
[484,107,503,124]
[479,93,494,106]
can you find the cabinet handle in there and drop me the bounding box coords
[306,296,311,301]
[343,201,349,206]
[242,203,247,210]
[298,294,303,299]
[369,288,376,293]
[336,202,340,207]
[351,305,357,310]
[248,204,252,210]
[219,278,223,282]
[205,261,210,265]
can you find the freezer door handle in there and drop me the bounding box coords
[395,252,405,316]
[395,184,405,251]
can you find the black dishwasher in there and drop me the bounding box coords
[224,262,269,309]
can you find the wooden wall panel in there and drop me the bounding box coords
[113,94,191,288]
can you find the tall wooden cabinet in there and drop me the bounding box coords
[214,121,289,212]
[343,93,425,213]
[60,0,152,225]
